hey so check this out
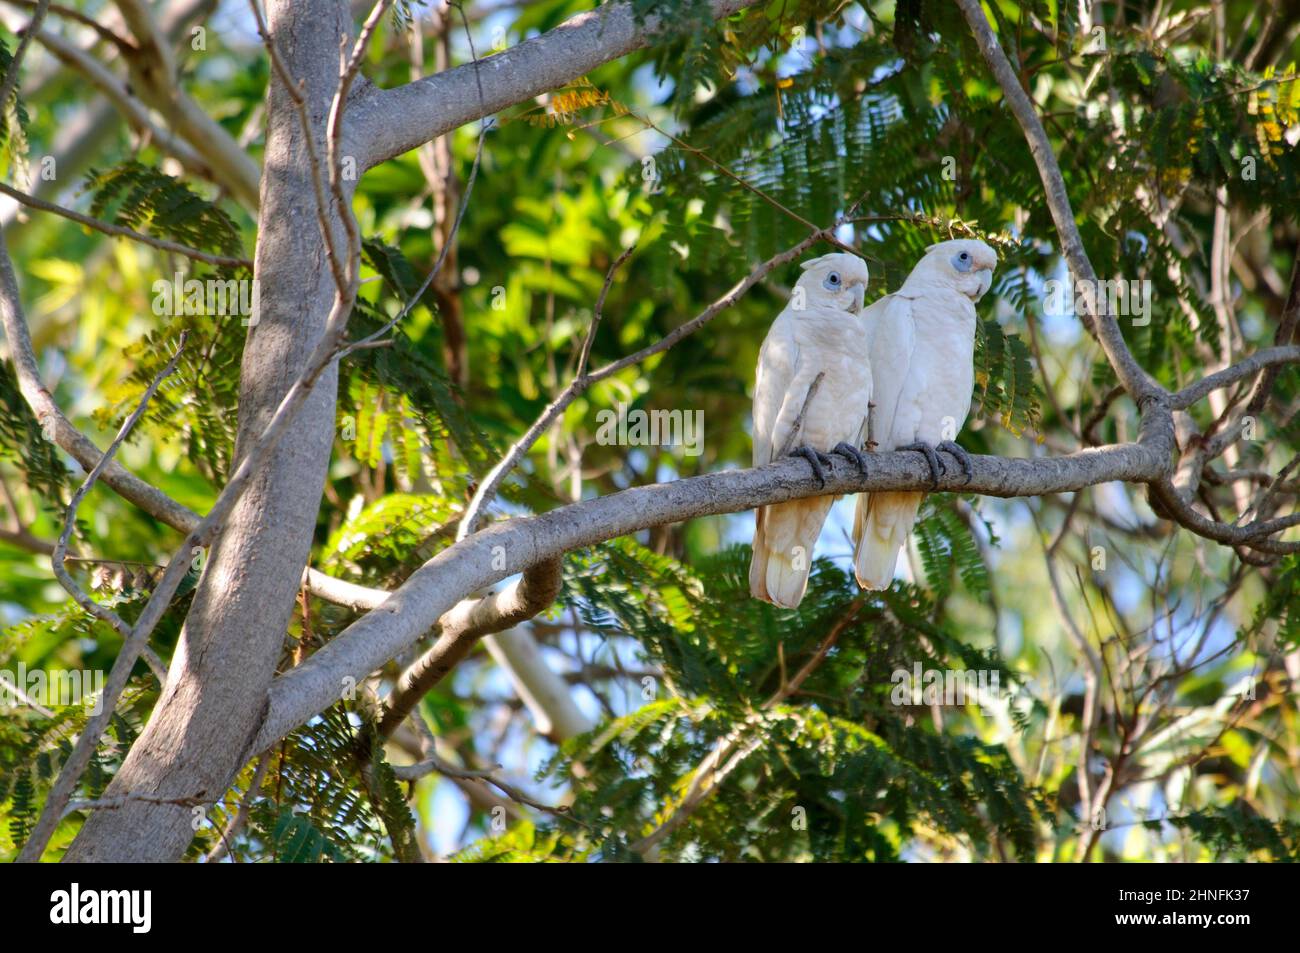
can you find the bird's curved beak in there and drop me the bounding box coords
[850,281,866,314]
[975,268,993,301]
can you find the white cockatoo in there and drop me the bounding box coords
[852,238,997,590]
[750,252,872,608]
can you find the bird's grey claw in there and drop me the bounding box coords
[831,441,870,476]
[790,445,832,487]
[899,441,944,489]
[937,440,973,484]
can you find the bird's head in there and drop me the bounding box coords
[794,252,869,314]
[916,239,998,301]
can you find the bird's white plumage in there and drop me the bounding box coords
[862,294,916,455]
[750,253,872,608]
[853,239,997,590]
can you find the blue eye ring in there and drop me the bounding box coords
[823,272,842,290]
[951,252,973,273]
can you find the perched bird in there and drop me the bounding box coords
[852,239,997,590]
[750,252,872,608]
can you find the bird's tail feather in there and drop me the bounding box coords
[749,507,772,603]
[750,498,834,608]
[853,491,923,590]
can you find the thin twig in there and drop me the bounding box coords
[391,746,587,828]
[776,371,825,458]
[205,752,272,862]
[342,0,492,356]
[1,0,130,51]
[247,0,347,291]
[0,182,250,268]
[0,675,55,717]
[575,244,636,381]
[340,120,491,356]
[50,331,187,685]
[61,790,208,821]
[327,1,395,270]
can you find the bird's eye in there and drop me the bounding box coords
[824,272,841,290]
[951,252,973,273]
[960,252,970,260]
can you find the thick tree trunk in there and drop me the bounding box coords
[65,0,346,862]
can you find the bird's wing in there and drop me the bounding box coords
[754,306,849,464]
[907,290,977,440]
[752,309,799,466]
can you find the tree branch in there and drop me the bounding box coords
[252,408,1175,755]
[24,26,224,191]
[0,181,252,268]
[113,0,261,208]
[1150,479,1300,554]
[50,331,188,686]
[956,0,1162,404]
[377,557,564,737]
[1,0,130,51]
[1170,345,1300,410]
[347,0,761,170]
[0,229,202,535]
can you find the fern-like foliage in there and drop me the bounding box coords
[322,491,457,587]
[0,359,67,508]
[973,315,1042,438]
[0,38,30,188]
[227,707,419,863]
[1158,805,1299,862]
[1242,554,1300,651]
[346,295,493,480]
[451,820,573,863]
[83,162,244,258]
[93,295,245,483]
[0,674,155,859]
[913,496,990,599]
[391,0,428,33]
[508,542,1040,861]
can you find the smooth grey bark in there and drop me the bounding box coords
[349,0,759,170]
[64,0,349,862]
